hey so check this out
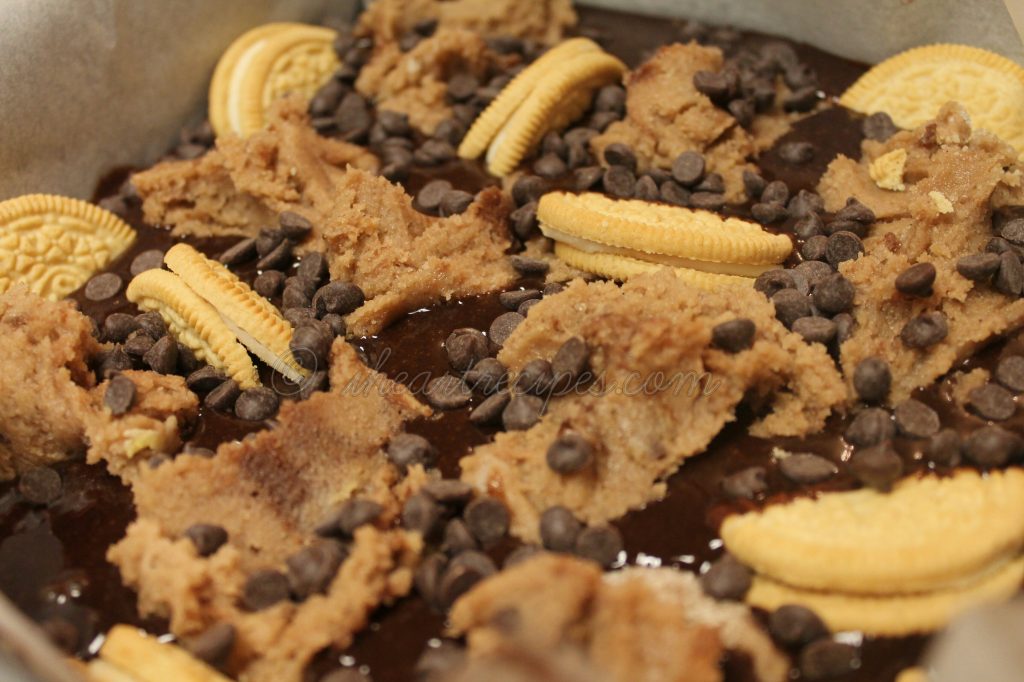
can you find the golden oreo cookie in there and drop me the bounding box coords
[841,44,1024,151]
[95,625,231,682]
[209,23,339,137]
[127,269,260,388]
[163,244,305,382]
[553,242,751,289]
[0,194,135,300]
[721,469,1024,595]
[540,191,792,281]
[746,556,1024,637]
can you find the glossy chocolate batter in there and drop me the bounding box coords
[0,6,1010,682]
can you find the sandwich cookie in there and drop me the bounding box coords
[0,194,135,300]
[538,191,792,286]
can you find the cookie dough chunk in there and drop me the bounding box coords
[459,271,845,540]
[131,97,379,238]
[356,0,577,46]
[0,287,98,479]
[590,43,758,203]
[356,28,497,136]
[83,370,199,481]
[819,103,1024,402]
[107,342,429,681]
[319,169,515,336]
[449,553,788,682]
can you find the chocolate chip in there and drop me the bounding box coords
[378,110,412,137]
[499,289,541,310]
[251,270,283,299]
[825,231,864,268]
[129,249,165,277]
[603,165,636,199]
[968,383,1017,421]
[98,347,133,379]
[995,250,1024,296]
[541,131,568,159]
[894,399,941,438]
[784,85,819,112]
[313,281,365,317]
[437,553,492,609]
[779,141,815,164]
[956,253,1001,281]
[728,98,755,127]
[634,175,660,201]
[900,311,948,349]
[18,467,62,505]
[797,221,827,248]
[235,387,279,421]
[447,72,479,102]
[539,506,582,552]
[542,282,566,296]
[595,84,626,113]
[338,498,384,536]
[771,289,811,328]
[926,428,963,467]
[692,70,732,102]
[671,151,705,186]
[799,640,859,681]
[439,190,475,217]
[180,622,235,671]
[853,357,891,404]
[101,313,138,343]
[510,202,538,239]
[512,175,545,206]
[863,111,898,141]
[779,453,838,484]
[185,366,224,395]
[754,269,795,298]
[425,375,472,410]
[834,312,855,344]
[242,569,290,611]
[287,541,346,600]
[689,191,726,211]
[722,467,767,500]
[711,318,756,353]
[845,407,895,447]
[488,312,524,348]
[282,283,312,310]
[468,389,510,426]
[788,189,824,219]
[603,143,637,172]
[849,442,903,491]
[417,141,458,167]
[416,179,453,214]
[185,524,228,557]
[386,433,437,473]
[895,262,936,297]
[1000,218,1024,246]
[533,153,568,179]
[751,201,787,224]
[546,432,594,474]
[574,526,623,568]
[515,359,554,395]
[795,260,833,289]
[256,239,293,271]
[219,237,257,266]
[502,394,544,430]
[104,374,136,415]
[792,316,836,345]
[123,331,154,358]
[83,273,122,301]
[464,497,509,548]
[768,605,829,647]
[205,379,240,411]
[742,170,766,200]
[995,355,1024,393]
[552,336,590,385]
[589,111,620,132]
[835,197,875,227]
[761,180,790,205]
[422,480,475,507]
[143,335,178,374]
[445,328,490,371]
[963,425,1023,467]
[402,492,445,539]
[463,358,508,394]
[700,555,752,601]
[659,179,691,206]
[278,212,312,242]
[508,255,550,276]
[574,166,604,191]
[441,519,479,556]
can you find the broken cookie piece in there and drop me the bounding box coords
[459,271,845,540]
[819,102,1024,402]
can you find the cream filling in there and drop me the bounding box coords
[220,314,307,383]
[227,38,268,134]
[540,224,771,278]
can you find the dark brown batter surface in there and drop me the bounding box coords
[0,5,1010,682]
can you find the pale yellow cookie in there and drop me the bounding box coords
[163,243,305,382]
[540,191,792,277]
[210,23,338,137]
[485,51,626,176]
[840,44,1024,151]
[746,556,1024,637]
[97,625,231,682]
[127,269,259,388]
[553,241,752,288]
[721,469,1024,595]
[0,194,135,300]
[458,37,603,160]
[870,148,908,191]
